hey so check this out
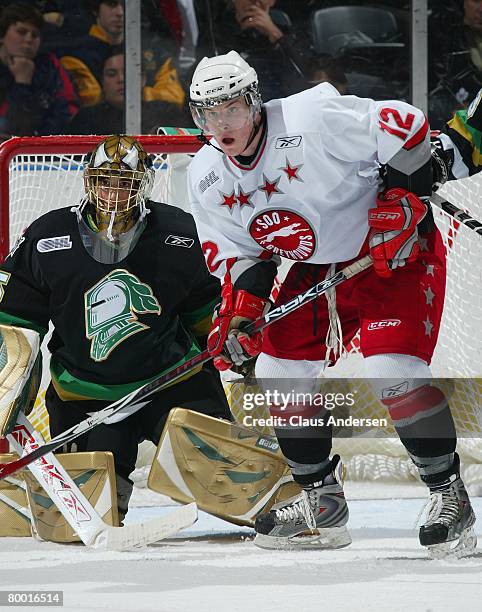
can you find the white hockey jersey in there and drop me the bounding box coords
[188,83,429,282]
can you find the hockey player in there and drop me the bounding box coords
[0,135,231,521]
[187,51,477,557]
[432,87,482,183]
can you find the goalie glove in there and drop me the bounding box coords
[0,325,41,437]
[368,188,428,279]
[207,283,269,372]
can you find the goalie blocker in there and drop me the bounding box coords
[0,324,41,438]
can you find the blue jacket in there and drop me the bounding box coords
[0,51,79,136]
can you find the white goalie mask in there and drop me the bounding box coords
[189,50,262,133]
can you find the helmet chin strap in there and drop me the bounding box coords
[196,131,224,154]
[196,109,265,156]
[242,109,264,154]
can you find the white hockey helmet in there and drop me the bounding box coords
[190,51,262,130]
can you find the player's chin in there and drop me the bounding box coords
[219,136,244,156]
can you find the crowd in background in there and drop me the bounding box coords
[0,0,479,139]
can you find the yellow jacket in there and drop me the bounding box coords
[61,25,185,108]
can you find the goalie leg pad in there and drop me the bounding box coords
[148,408,301,527]
[0,453,31,536]
[23,451,119,543]
[0,325,41,437]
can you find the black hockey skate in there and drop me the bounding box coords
[254,455,351,550]
[419,459,476,559]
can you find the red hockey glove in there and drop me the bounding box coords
[368,188,428,278]
[207,283,269,372]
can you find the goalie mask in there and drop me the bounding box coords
[75,135,154,264]
[189,50,262,134]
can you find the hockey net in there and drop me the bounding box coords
[0,135,481,490]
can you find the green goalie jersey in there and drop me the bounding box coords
[0,202,220,401]
[444,88,482,177]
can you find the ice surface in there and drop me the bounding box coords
[1,492,482,612]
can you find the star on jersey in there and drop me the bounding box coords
[423,316,434,337]
[423,262,435,276]
[279,158,303,182]
[424,286,435,306]
[236,188,255,208]
[218,188,254,211]
[219,190,237,211]
[418,237,429,252]
[258,174,283,201]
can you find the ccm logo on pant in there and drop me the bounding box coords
[367,319,401,330]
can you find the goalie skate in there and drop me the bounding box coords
[419,468,477,560]
[254,455,351,550]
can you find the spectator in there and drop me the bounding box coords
[61,0,185,109]
[429,0,482,128]
[0,3,78,138]
[196,0,309,101]
[68,47,192,134]
[307,53,348,94]
[0,1,93,48]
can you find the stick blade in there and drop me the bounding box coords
[93,502,198,551]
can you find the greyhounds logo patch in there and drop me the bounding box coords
[249,209,316,261]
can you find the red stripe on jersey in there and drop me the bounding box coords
[228,131,267,171]
[404,117,429,150]
[382,384,445,420]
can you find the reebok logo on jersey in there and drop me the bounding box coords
[199,170,219,193]
[382,381,409,399]
[165,235,194,248]
[367,319,401,330]
[37,236,72,253]
[275,135,302,149]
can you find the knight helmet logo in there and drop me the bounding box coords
[85,269,161,361]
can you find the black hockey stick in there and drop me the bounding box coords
[430,192,482,235]
[0,254,373,480]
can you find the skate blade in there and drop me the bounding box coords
[254,526,352,551]
[426,527,477,560]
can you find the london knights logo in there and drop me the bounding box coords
[85,270,161,361]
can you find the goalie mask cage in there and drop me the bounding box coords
[0,135,480,489]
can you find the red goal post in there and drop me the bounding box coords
[0,134,203,261]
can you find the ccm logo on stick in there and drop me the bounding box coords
[369,212,401,221]
[367,319,401,330]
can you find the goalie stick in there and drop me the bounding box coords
[0,254,373,481]
[6,413,198,549]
